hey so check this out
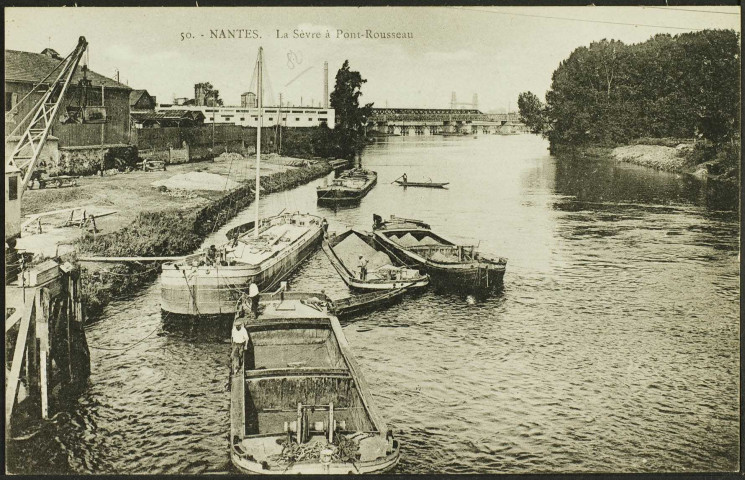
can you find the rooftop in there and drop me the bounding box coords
[4,49,131,90]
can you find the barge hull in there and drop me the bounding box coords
[161,228,322,315]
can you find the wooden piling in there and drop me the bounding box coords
[5,261,91,432]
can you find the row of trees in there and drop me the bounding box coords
[519,29,740,150]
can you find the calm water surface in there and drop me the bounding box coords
[11,135,739,474]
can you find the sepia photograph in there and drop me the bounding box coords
[4,3,741,475]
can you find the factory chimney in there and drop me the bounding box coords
[323,61,329,109]
[472,93,479,111]
[451,91,457,110]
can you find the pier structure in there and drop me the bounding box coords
[367,108,527,136]
[5,257,90,436]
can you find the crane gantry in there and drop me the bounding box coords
[5,36,89,197]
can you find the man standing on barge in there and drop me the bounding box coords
[231,318,250,373]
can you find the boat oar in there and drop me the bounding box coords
[390,174,404,184]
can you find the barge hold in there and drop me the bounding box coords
[317,168,377,205]
[229,290,400,474]
[372,214,507,291]
[323,229,429,291]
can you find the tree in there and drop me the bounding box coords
[329,60,373,159]
[517,91,546,134]
[543,29,740,150]
[195,82,223,107]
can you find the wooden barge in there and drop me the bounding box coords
[160,212,323,316]
[323,229,429,291]
[372,215,507,292]
[317,168,377,205]
[230,291,400,474]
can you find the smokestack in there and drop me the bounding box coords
[323,61,329,108]
[472,93,478,111]
[451,91,456,110]
[195,84,206,107]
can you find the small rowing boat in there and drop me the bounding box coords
[394,180,449,189]
[323,229,429,291]
[230,290,400,474]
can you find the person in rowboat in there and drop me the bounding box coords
[402,173,407,184]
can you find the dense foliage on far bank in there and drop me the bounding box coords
[518,29,740,176]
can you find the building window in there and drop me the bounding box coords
[8,176,18,201]
[268,117,274,121]
[319,118,327,122]
[240,118,245,121]
[295,117,300,121]
[5,92,18,112]
[308,118,313,121]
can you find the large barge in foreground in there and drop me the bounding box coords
[230,291,400,474]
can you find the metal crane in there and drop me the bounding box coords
[5,36,89,197]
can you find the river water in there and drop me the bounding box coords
[11,134,739,474]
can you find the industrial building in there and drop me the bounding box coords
[157,103,335,129]
[5,48,132,147]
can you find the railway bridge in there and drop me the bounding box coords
[367,108,527,136]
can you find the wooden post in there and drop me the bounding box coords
[66,276,73,381]
[6,294,35,424]
[100,85,105,145]
[36,288,50,419]
[328,401,334,443]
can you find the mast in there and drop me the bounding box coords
[254,47,263,239]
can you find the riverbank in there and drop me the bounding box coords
[555,138,739,183]
[29,157,336,321]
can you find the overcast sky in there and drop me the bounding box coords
[5,6,741,112]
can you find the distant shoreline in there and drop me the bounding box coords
[552,140,739,184]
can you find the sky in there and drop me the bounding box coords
[4,6,741,112]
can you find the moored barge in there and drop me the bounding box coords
[230,290,400,474]
[372,214,507,291]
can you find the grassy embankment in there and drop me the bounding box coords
[555,137,740,182]
[69,161,333,320]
